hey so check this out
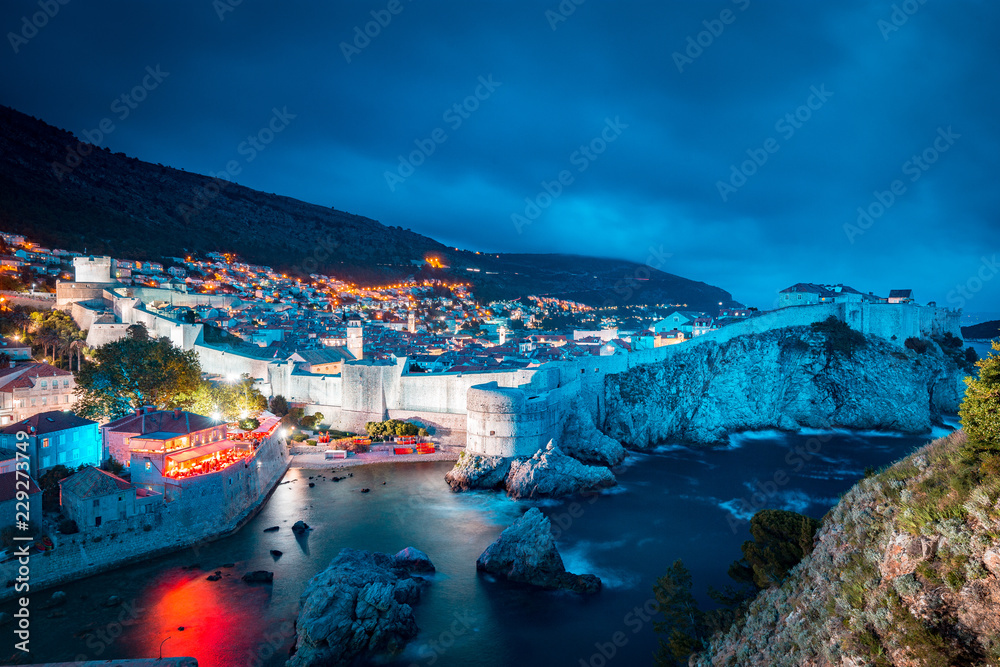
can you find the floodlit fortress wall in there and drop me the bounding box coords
[86,291,962,453]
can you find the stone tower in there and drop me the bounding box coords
[346,316,364,360]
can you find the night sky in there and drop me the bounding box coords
[1,0,998,311]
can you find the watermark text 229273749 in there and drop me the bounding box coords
[13,429,33,653]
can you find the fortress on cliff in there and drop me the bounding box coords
[55,262,963,460]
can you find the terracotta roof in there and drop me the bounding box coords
[59,466,131,499]
[0,410,96,435]
[103,410,220,436]
[0,471,41,502]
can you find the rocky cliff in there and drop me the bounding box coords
[604,324,966,447]
[692,430,1000,666]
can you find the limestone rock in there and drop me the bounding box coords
[558,396,627,467]
[477,507,601,594]
[445,452,512,491]
[505,442,615,499]
[287,547,433,667]
[603,326,966,447]
[984,548,1000,578]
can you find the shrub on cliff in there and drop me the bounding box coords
[810,316,866,357]
[959,340,1000,469]
[905,337,930,354]
[728,509,821,589]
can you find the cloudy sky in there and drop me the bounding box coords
[1,0,998,312]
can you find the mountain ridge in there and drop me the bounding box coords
[0,104,735,310]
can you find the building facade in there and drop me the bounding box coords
[0,362,77,425]
[0,411,101,476]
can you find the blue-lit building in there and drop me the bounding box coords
[0,410,101,476]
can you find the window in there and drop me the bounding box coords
[145,461,151,470]
[41,397,47,406]
[42,456,51,468]
[71,448,79,460]
[58,451,66,463]
[42,437,50,448]
[64,395,69,403]
[92,499,99,508]
[30,398,36,406]
[40,380,46,389]
[63,379,69,387]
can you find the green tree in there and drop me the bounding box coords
[38,465,76,511]
[727,509,821,589]
[653,560,704,666]
[74,335,201,422]
[269,394,289,416]
[104,454,125,476]
[959,341,1000,470]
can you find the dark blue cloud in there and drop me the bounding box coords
[1,0,997,310]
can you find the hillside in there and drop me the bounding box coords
[0,105,735,310]
[692,429,1000,666]
[963,320,1000,340]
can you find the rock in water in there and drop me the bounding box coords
[292,520,310,534]
[242,570,274,584]
[392,547,435,573]
[445,452,512,491]
[263,526,280,532]
[477,507,601,594]
[505,442,615,499]
[446,442,615,499]
[287,548,434,667]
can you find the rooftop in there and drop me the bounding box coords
[59,465,131,499]
[0,410,96,435]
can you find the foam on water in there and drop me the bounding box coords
[558,541,641,590]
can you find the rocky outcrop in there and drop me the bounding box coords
[287,547,435,667]
[558,396,627,466]
[446,442,615,498]
[604,326,965,447]
[506,442,615,499]
[477,508,601,594]
[692,430,1000,666]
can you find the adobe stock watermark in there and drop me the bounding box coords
[878,0,928,41]
[843,126,959,244]
[51,65,170,182]
[213,0,243,21]
[293,233,341,276]
[176,107,296,222]
[72,598,146,660]
[947,255,999,309]
[511,116,629,234]
[604,245,673,308]
[545,0,586,31]
[672,0,751,73]
[245,619,296,667]
[725,431,833,534]
[385,75,502,192]
[578,598,660,667]
[407,610,477,666]
[340,0,413,63]
[7,0,70,54]
[716,84,833,202]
